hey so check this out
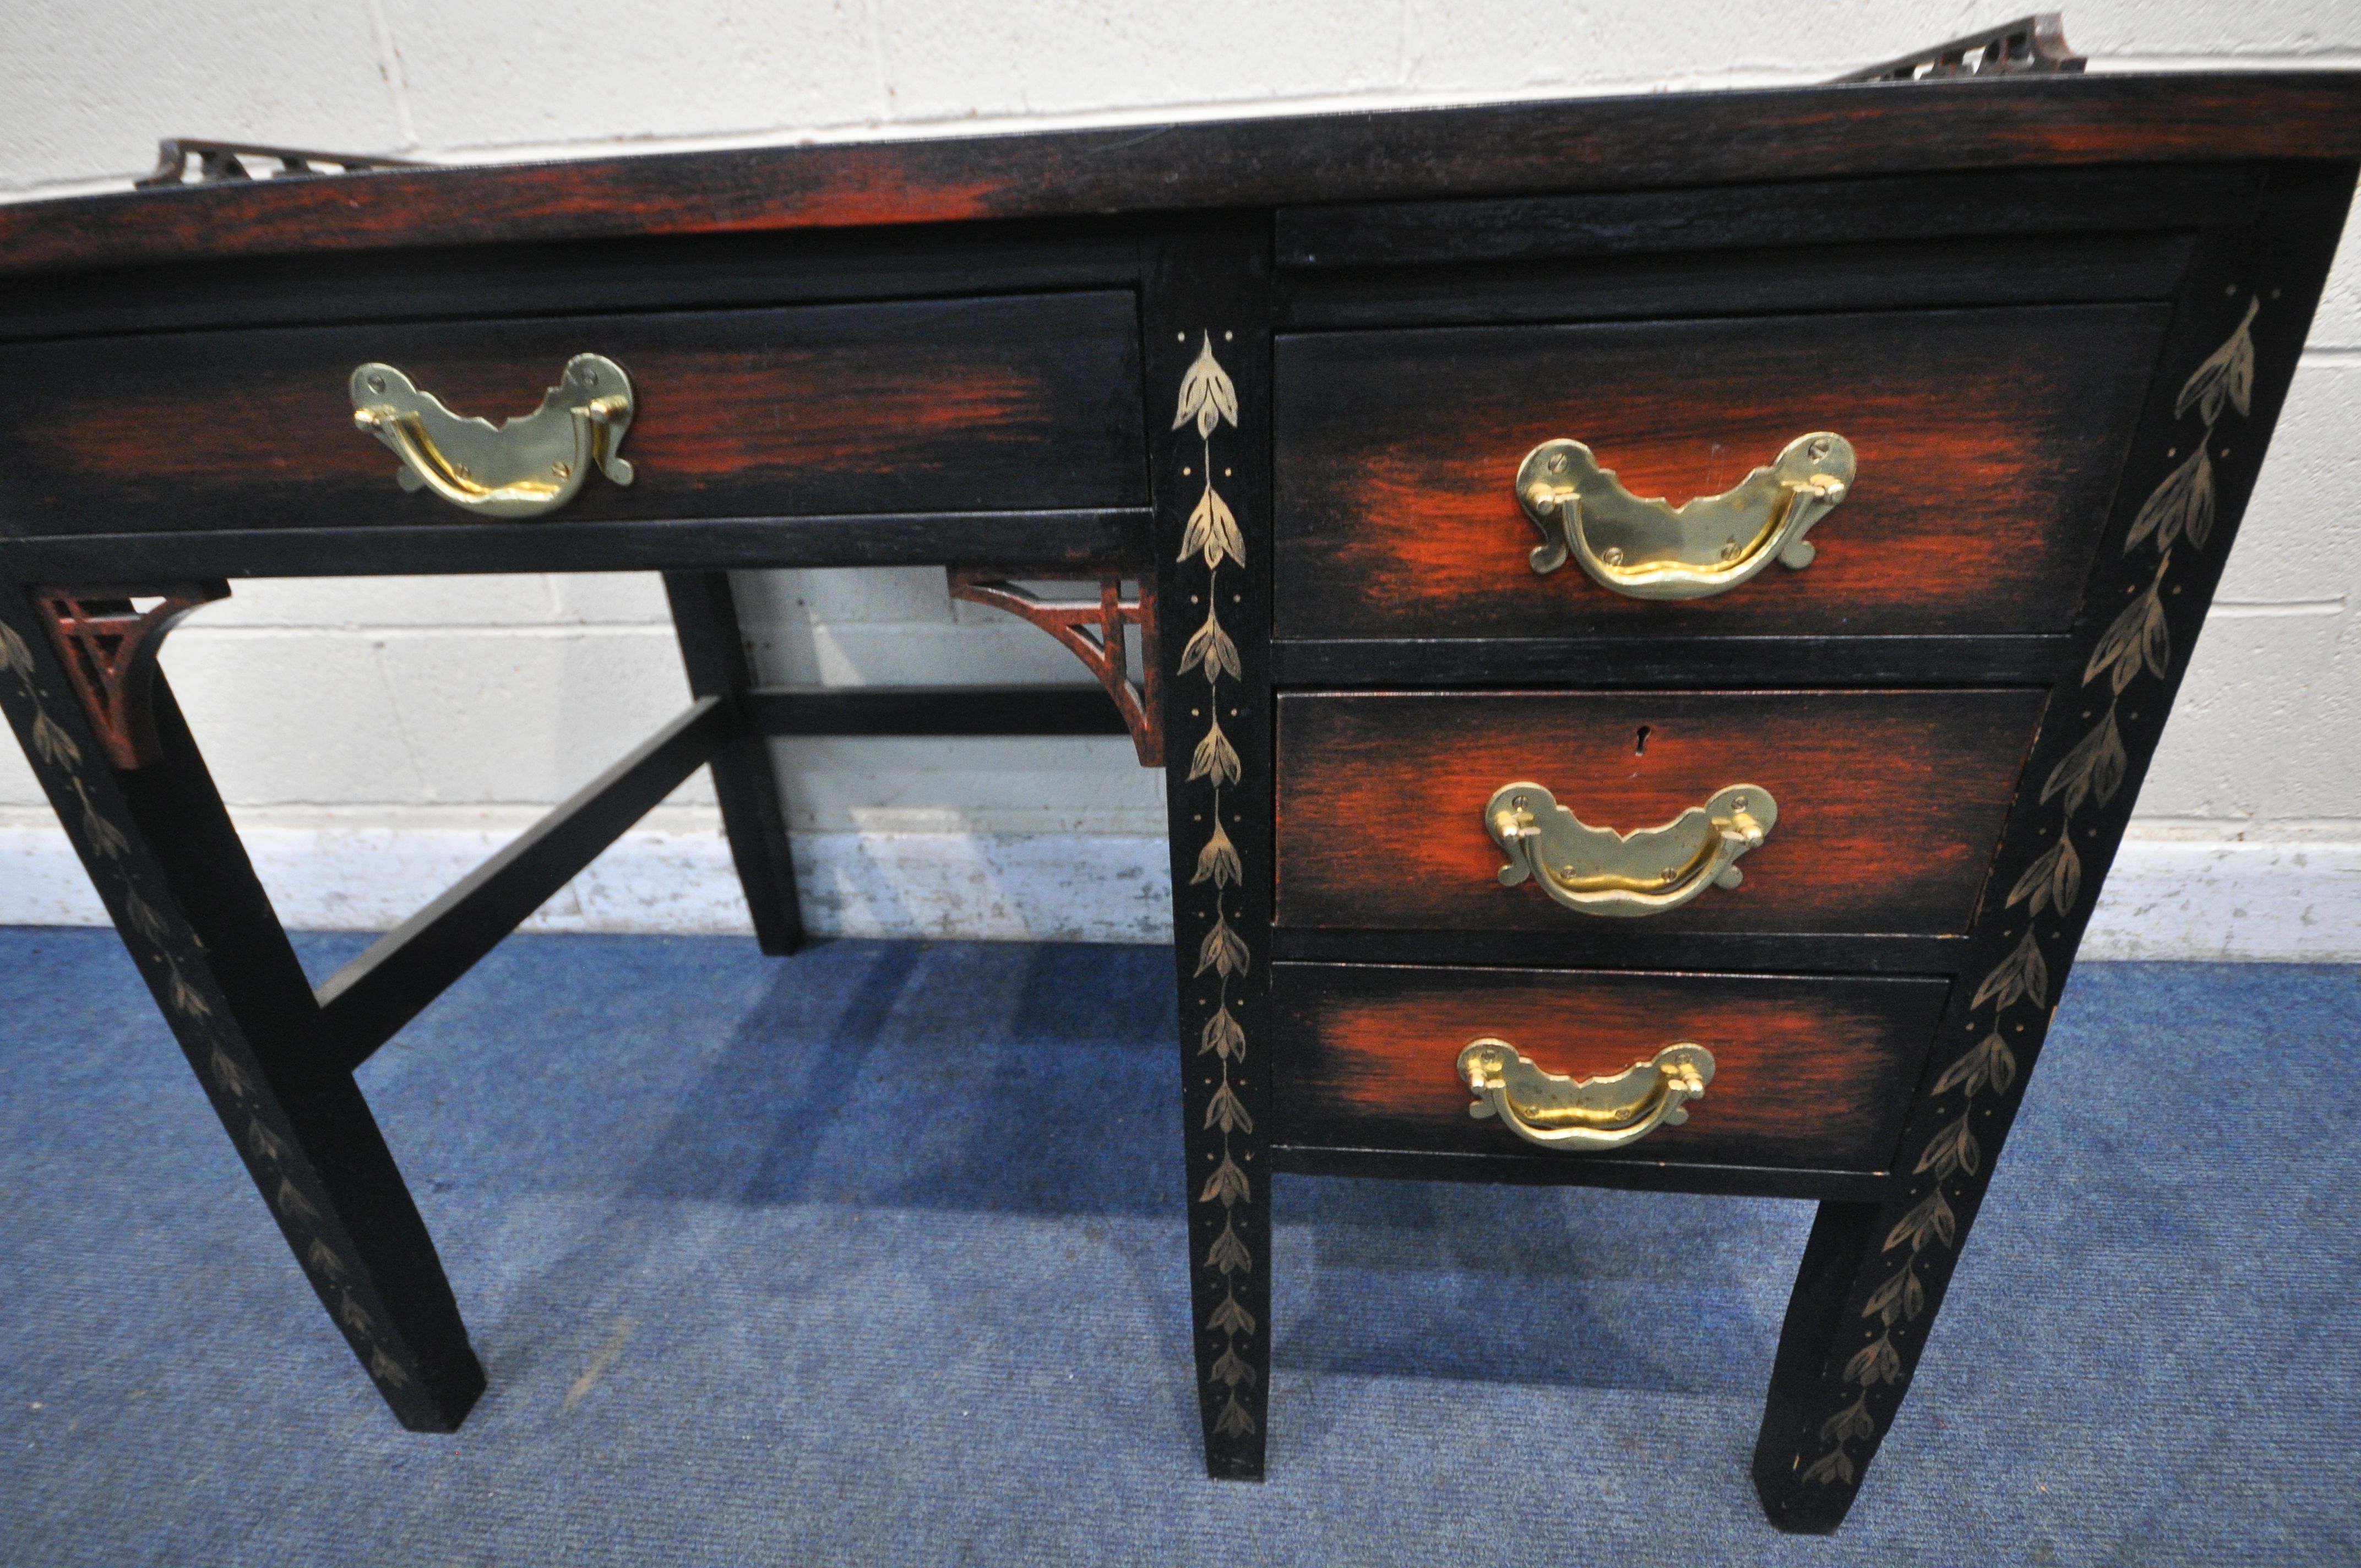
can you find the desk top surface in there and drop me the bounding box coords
[3,72,2359,279]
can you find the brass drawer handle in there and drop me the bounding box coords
[350,354,636,519]
[1458,1038,1715,1151]
[1487,781,1775,918]
[1516,432,1854,600]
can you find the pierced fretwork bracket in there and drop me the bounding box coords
[946,570,1163,767]
[34,583,231,769]
[1832,13,2082,82]
[137,138,425,188]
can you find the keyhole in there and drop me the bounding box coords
[1634,725,1651,756]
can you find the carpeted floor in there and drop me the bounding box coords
[0,928,2353,1566]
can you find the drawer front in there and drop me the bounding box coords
[0,292,1146,535]
[1272,304,2167,638]
[1272,963,1947,1171]
[1275,689,2046,934]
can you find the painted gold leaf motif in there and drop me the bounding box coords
[1195,914,1249,979]
[2125,445,2213,555]
[2006,835,2081,919]
[1809,293,2268,1489]
[1208,1291,1256,1337]
[1214,1396,1256,1437]
[2175,296,2258,424]
[30,707,80,769]
[1179,481,1245,570]
[1844,1334,1903,1387]
[1189,714,1241,786]
[1198,1004,1245,1060]
[1206,1218,1252,1275]
[1204,1077,1253,1134]
[1200,1154,1250,1207]
[0,619,32,678]
[1178,603,1241,683]
[1172,333,1240,439]
[1209,1344,1258,1387]
[1970,929,2048,1014]
[2041,706,2126,817]
[1821,1397,1878,1444]
[1864,1262,1924,1327]
[1884,1189,1956,1255]
[1933,1031,2018,1099]
[2085,554,2172,693]
[1913,1118,1981,1182]
[1192,820,1242,888]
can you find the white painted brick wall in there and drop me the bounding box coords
[3,3,2358,952]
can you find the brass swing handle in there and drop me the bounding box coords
[350,354,636,520]
[1516,432,1854,600]
[1487,781,1776,918]
[1457,1039,1715,1152]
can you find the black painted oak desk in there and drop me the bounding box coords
[2,48,2355,1533]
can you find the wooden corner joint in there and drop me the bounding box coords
[946,569,1163,766]
[32,582,231,769]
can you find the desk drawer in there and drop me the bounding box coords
[1271,304,2167,639]
[1274,689,2045,934]
[0,292,1147,536]
[1271,963,1947,1172]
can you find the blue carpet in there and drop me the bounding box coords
[0,929,2354,1566]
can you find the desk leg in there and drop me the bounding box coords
[0,587,483,1431]
[1147,222,1275,1481]
[663,571,803,955]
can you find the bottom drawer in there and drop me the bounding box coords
[1271,963,1948,1173]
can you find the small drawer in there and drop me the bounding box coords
[0,291,1147,536]
[1271,303,2167,639]
[1275,689,2046,935]
[1271,963,1948,1172]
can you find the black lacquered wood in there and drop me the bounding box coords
[2,510,1153,579]
[1271,1146,1893,1204]
[1276,162,2263,268]
[665,573,804,956]
[1271,637,2069,689]
[317,698,729,1068]
[0,591,482,1430]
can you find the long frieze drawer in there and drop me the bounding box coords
[0,292,1147,535]
[1271,304,2168,638]
[1274,689,2047,934]
[1271,964,1949,1172]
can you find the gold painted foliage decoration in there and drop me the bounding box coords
[1208,1291,1256,1337]
[30,708,80,769]
[1193,819,1242,888]
[1934,1031,2019,1099]
[1206,1218,1252,1275]
[1214,1396,1256,1437]
[1845,1334,1903,1387]
[0,618,33,678]
[1971,929,2049,1013]
[2006,834,2081,919]
[1196,914,1250,979]
[1179,604,1240,683]
[1172,333,1240,439]
[1201,1154,1250,1207]
[2126,445,2214,556]
[2041,706,2126,817]
[1179,481,1245,570]
[1884,1189,1957,1255]
[1189,715,1242,786]
[2175,296,2258,425]
[1864,1262,1925,1327]
[1199,1004,1246,1060]
[1913,1117,1981,1182]
[1204,1076,1254,1134]
[2086,554,2173,693]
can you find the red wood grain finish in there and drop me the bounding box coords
[1274,690,2047,934]
[1272,306,2169,638]
[0,77,2354,277]
[0,293,1145,535]
[1270,963,1949,1170]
